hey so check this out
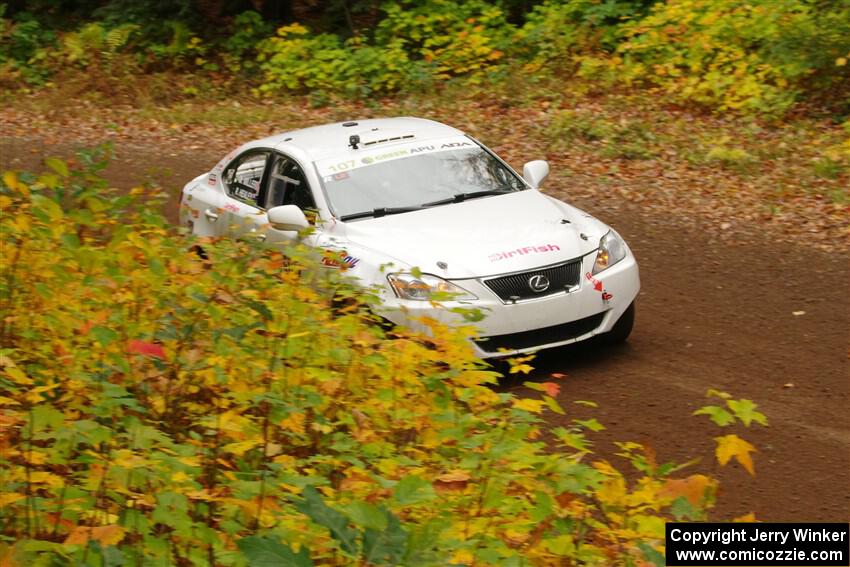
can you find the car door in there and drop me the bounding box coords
[258,153,320,244]
[217,148,273,239]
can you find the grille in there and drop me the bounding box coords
[474,312,605,353]
[484,259,582,302]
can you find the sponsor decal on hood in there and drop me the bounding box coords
[333,191,604,279]
[489,244,560,262]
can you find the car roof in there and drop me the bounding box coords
[248,117,466,161]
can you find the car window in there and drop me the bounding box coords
[224,150,271,207]
[264,154,316,212]
[315,137,526,219]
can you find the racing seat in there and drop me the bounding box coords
[266,158,316,213]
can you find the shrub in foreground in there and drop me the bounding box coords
[0,152,765,565]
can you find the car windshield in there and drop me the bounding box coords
[315,137,526,219]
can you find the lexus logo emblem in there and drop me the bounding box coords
[528,274,550,293]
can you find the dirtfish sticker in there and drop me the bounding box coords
[489,244,560,262]
[321,250,360,270]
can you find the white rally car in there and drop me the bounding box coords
[179,117,639,358]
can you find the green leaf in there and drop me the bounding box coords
[45,157,70,177]
[31,405,65,432]
[543,395,565,415]
[726,398,768,427]
[343,501,387,531]
[90,326,119,346]
[706,388,731,400]
[295,486,359,556]
[693,405,735,426]
[237,536,314,567]
[637,541,665,567]
[670,495,698,520]
[362,512,408,565]
[61,233,81,249]
[573,418,605,432]
[392,475,436,505]
[245,297,274,321]
[30,194,64,222]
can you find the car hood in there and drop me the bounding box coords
[335,190,606,279]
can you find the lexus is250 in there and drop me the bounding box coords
[179,117,640,358]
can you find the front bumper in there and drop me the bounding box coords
[378,251,640,359]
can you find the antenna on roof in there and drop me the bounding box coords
[349,134,360,150]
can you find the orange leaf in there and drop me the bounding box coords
[79,311,108,335]
[64,524,125,546]
[660,474,715,505]
[436,470,470,483]
[434,469,470,491]
[541,382,560,397]
[127,340,166,359]
[715,434,756,476]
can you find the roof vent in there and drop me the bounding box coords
[363,134,415,147]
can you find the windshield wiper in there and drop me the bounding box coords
[421,189,514,208]
[339,206,423,221]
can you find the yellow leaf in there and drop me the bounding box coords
[280,412,305,434]
[592,460,619,476]
[265,442,283,457]
[222,439,260,456]
[171,471,191,483]
[25,383,60,403]
[597,476,626,506]
[2,171,23,194]
[513,398,545,414]
[26,451,48,465]
[44,157,69,177]
[836,57,847,67]
[734,512,757,522]
[3,367,33,385]
[451,550,474,564]
[715,434,756,476]
[29,471,64,488]
[0,493,24,507]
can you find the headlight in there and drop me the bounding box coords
[592,230,627,275]
[387,273,477,301]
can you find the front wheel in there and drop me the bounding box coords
[603,302,635,344]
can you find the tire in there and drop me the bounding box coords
[604,301,635,344]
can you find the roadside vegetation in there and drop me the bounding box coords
[1,155,767,565]
[0,1,841,564]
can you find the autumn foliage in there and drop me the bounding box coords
[1,153,767,565]
[2,1,848,115]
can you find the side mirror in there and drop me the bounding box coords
[267,205,309,232]
[523,160,550,189]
